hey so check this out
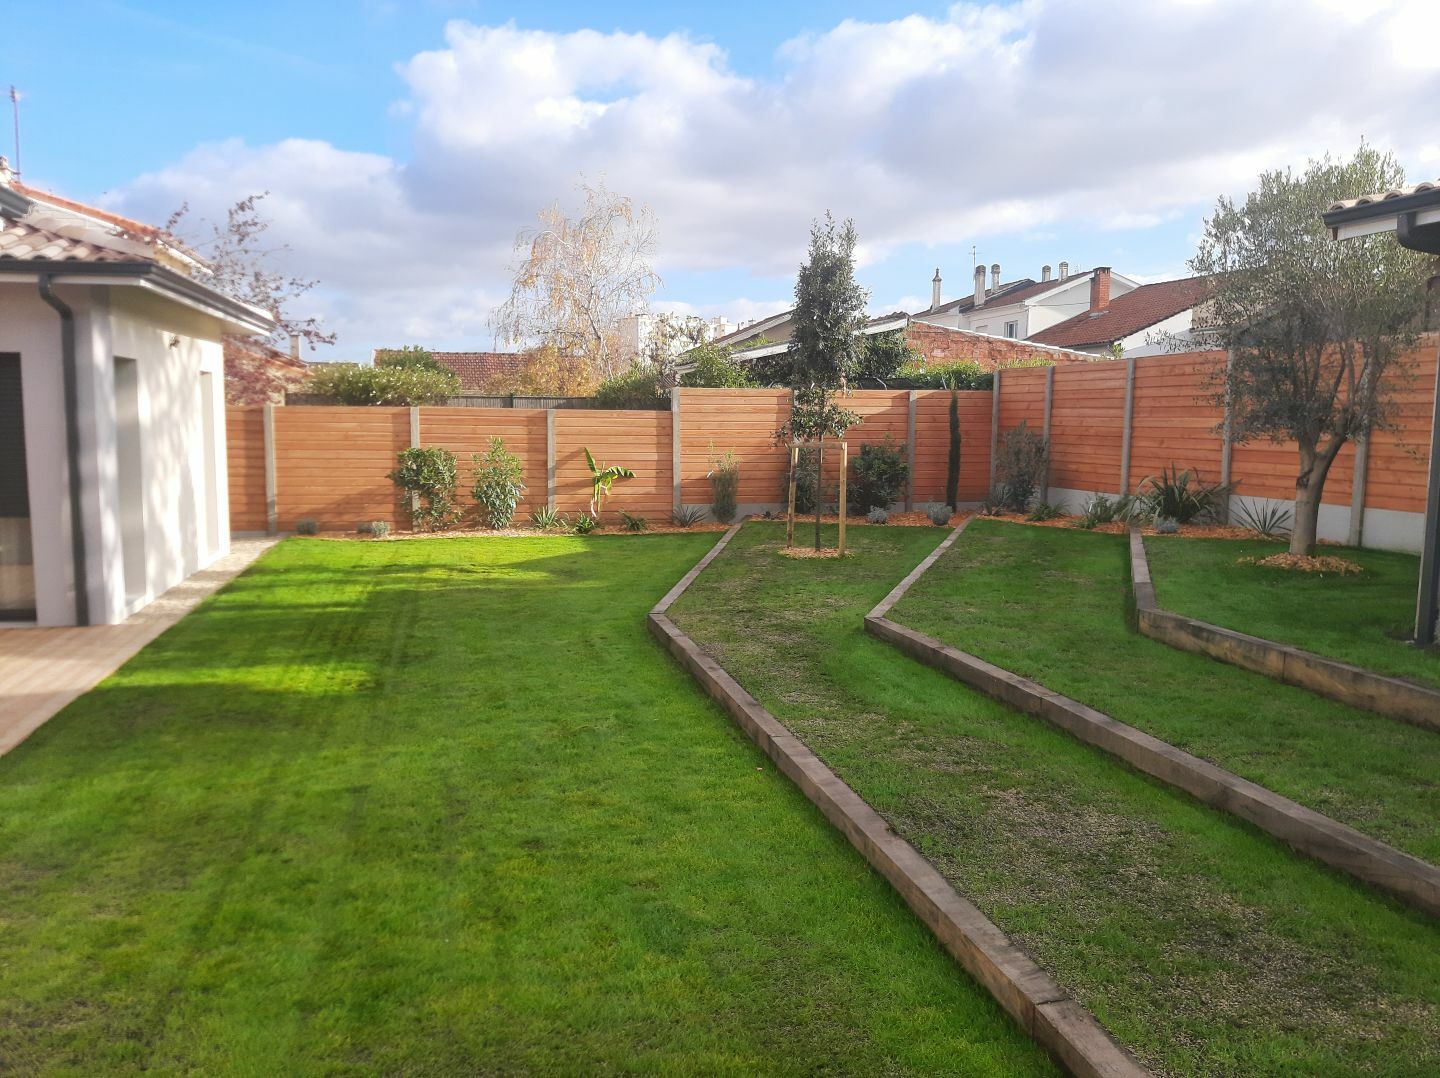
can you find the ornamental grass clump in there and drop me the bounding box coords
[471,437,526,529]
[1137,464,1231,524]
[708,447,741,524]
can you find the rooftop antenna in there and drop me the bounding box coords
[970,244,977,271]
[8,86,19,177]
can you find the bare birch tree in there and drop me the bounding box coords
[492,182,661,390]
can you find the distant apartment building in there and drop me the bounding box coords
[619,313,737,361]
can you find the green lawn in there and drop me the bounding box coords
[0,534,1051,1076]
[671,522,1440,1076]
[1145,534,1440,689]
[894,520,1440,865]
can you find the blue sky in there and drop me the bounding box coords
[7,1,1438,357]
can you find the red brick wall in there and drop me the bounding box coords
[904,322,1092,369]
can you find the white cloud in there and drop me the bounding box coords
[104,1,1440,357]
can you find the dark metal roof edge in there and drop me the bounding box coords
[1322,186,1440,226]
[0,258,275,330]
[0,185,32,219]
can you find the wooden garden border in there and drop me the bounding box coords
[649,522,1147,1078]
[865,520,1440,919]
[1129,529,1440,733]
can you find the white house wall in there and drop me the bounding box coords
[106,288,229,621]
[0,285,74,625]
[0,281,230,626]
[1120,309,1197,358]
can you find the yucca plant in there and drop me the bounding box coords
[1137,464,1231,524]
[530,504,564,530]
[619,510,650,533]
[584,447,635,518]
[1233,498,1293,538]
[671,505,706,527]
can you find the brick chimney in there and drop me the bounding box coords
[990,263,1000,293]
[973,265,987,308]
[931,267,942,309]
[1089,267,1112,312]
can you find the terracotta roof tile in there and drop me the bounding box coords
[432,351,530,392]
[1328,180,1440,213]
[1029,276,1210,349]
[0,218,136,262]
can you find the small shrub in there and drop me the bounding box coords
[368,520,391,539]
[388,447,461,531]
[927,503,953,526]
[672,505,706,527]
[1154,515,1180,534]
[1078,493,1118,529]
[574,514,598,534]
[680,344,754,388]
[530,504,564,530]
[979,493,1006,517]
[866,507,889,524]
[1234,499,1293,538]
[619,510,650,533]
[471,436,526,529]
[295,517,319,536]
[304,363,460,405]
[851,435,909,513]
[893,359,992,390]
[373,345,440,371]
[1026,501,1062,522]
[1137,464,1231,524]
[593,364,668,409]
[355,521,373,535]
[708,447,741,524]
[994,421,1049,512]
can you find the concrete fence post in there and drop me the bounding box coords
[989,370,1001,495]
[1219,348,1235,524]
[1348,430,1371,548]
[671,387,683,517]
[1119,358,1136,495]
[1041,366,1055,503]
[906,390,917,511]
[408,406,421,520]
[262,403,278,535]
[546,409,557,509]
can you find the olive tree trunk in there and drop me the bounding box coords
[1290,438,1345,556]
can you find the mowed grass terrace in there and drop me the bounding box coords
[0,534,1050,1075]
[671,521,1440,1075]
[1144,534,1440,688]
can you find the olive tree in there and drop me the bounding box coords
[1191,145,1434,555]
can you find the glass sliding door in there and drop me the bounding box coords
[0,353,35,620]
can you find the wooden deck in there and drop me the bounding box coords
[0,538,276,756]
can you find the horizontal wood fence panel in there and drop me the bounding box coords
[225,337,1435,538]
[556,411,673,521]
[225,406,268,532]
[420,408,549,519]
[273,407,409,530]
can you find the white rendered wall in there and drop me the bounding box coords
[0,281,230,626]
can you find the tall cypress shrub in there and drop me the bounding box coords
[945,386,961,510]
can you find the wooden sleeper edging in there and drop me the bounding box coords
[651,521,1148,1078]
[864,524,1440,919]
[1130,528,1440,732]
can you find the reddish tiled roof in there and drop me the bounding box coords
[13,180,167,241]
[432,351,530,392]
[0,218,136,262]
[224,338,310,405]
[1029,276,1211,349]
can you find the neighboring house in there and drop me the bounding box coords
[426,350,530,393]
[0,161,274,626]
[619,313,736,360]
[224,336,309,404]
[691,313,1090,378]
[914,263,1140,340]
[1028,276,1213,357]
